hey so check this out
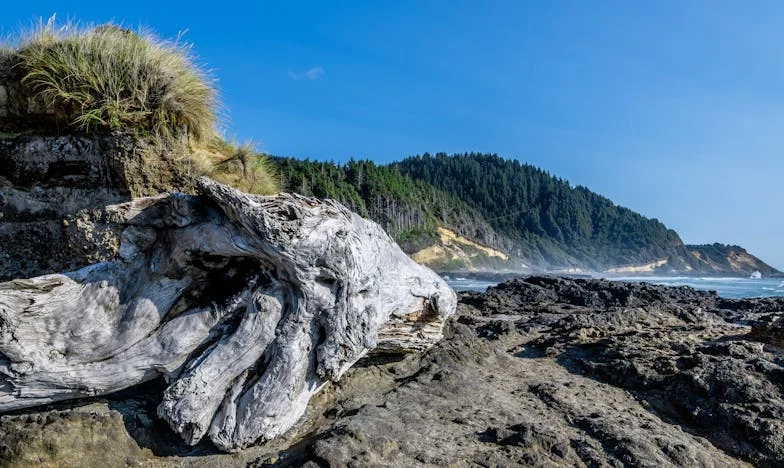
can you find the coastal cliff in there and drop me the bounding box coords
[686,243,781,277]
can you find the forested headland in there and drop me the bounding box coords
[274,153,780,276]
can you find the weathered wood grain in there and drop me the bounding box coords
[0,177,456,451]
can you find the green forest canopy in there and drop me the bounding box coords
[274,153,694,270]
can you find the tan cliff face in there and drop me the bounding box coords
[597,246,780,278]
[407,232,782,277]
[727,250,764,272]
[411,227,522,272]
[604,259,669,274]
[686,244,781,277]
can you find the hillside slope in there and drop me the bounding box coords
[396,153,688,269]
[687,243,781,277]
[273,153,780,277]
[395,153,781,277]
[274,157,519,271]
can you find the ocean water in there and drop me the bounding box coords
[445,275,784,299]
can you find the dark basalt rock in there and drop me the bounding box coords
[476,276,784,466]
[749,314,784,348]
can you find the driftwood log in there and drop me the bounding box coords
[0,178,456,451]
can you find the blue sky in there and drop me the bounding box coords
[3,1,783,269]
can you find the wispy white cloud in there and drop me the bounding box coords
[288,66,325,81]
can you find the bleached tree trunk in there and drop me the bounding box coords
[0,177,456,452]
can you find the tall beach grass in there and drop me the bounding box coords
[2,18,279,194]
[13,19,216,142]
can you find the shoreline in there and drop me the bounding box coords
[439,269,784,282]
[443,272,784,299]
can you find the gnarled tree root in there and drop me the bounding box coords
[0,177,456,451]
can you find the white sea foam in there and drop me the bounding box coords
[444,275,784,299]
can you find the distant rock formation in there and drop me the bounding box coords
[0,178,456,451]
[686,243,781,277]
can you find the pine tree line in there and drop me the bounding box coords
[273,153,702,271]
[395,152,692,269]
[272,157,507,253]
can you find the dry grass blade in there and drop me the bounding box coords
[192,139,281,195]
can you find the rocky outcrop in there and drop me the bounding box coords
[0,129,208,281]
[0,178,456,452]
[749,314,784,349]
[0,55,208,281]
[459,277,784,466]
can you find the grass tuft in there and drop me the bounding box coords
[191,138,281,195]
[11,18,216,143]
[2,17,280,195]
